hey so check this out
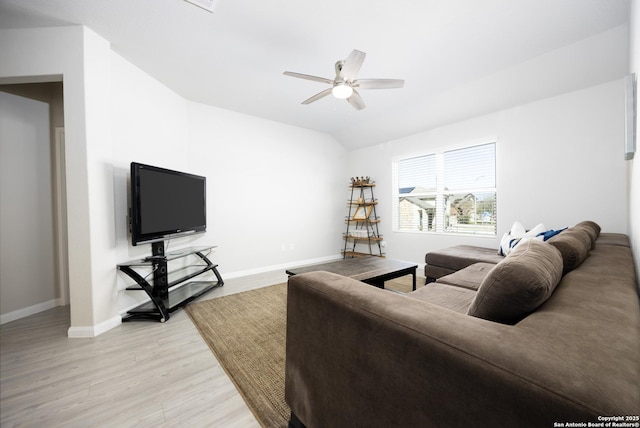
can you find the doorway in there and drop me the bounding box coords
[0,82,69,324]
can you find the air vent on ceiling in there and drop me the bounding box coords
[184,0,217,13]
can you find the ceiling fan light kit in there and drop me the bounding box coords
[284,49,404,110]
[332,83,353,99]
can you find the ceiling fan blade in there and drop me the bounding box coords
[283,71,334,85]
[302,87,333,105]
[353,79,405,90]
[339,49,366,81]
[347,89,366,110]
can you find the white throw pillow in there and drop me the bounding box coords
[498,221,546,256]
[526,223,547,238]
[510,220,526,236]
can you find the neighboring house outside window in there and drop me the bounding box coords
[393,142,497,236]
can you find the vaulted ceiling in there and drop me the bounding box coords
[0,0,631,150]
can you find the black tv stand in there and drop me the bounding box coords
[117,245,223,322]
[143,255,166,262]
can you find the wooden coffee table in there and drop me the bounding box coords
[286,256,418,291]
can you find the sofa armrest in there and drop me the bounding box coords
[285,271,598,428]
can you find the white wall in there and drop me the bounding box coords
[1,21,632,332]
[1,26,348,331]
[187,102,347,275]
[348,80,628,267]
[108,47,347,313]
[0,92,57,321]
[629,0,640,289]
[109,53,190,243]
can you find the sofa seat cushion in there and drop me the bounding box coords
[467,239,563,324]
[425,245,504,279]
[408,282,476,313]
[596,232,630,247]
[435,262,495,291]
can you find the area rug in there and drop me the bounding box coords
[185,283,290,428]
[185,274,421,427]
[384,273,426,293]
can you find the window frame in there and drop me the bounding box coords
[392,141,497,236]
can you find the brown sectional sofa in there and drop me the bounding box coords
[284,222,640,427]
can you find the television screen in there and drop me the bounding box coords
[130,162,206,246]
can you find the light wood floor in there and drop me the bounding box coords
[0,270,288,428]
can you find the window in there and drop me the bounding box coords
[393,142,496,235]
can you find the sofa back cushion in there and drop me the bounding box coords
[467,239,563,324]
[573,221,600,249]
[574,220,601,238]
[547,227,591,274]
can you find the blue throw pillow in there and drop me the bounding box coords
[537,227,567,241]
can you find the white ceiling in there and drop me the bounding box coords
[0,0,631,150]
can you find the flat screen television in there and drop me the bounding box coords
[130,162,206,246]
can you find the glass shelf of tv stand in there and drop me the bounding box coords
[118,246,218,267]
[123,263,219,291]
[127,281,218,314]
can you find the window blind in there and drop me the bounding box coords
[394,142,496,235]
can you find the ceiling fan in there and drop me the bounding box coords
[283,49,404,110]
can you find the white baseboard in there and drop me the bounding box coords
[67,315,122,338]
[117,255,343,314]
[220,255,427,280]
[0,298,63,325]
[222,254,343,279]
